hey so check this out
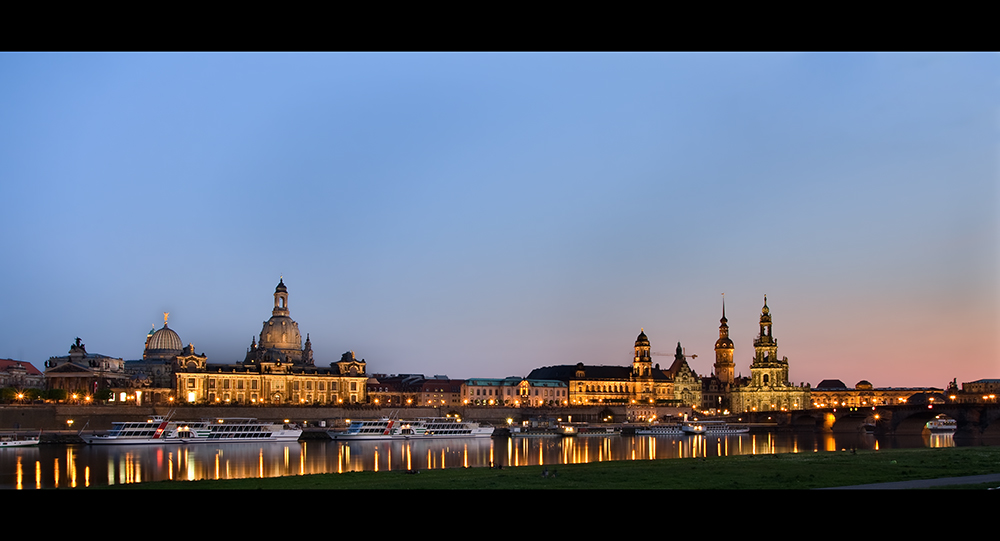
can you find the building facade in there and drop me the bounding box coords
[528,330,680,407]
[43,338,131,395]
[174,279,368,405]
[730,297,810,412]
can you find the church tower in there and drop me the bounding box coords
[714,298,735,385]
[633,329,652,377]
[254,278,305,365]
[749,295,789,387]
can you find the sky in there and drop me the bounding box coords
[0,52,996,389]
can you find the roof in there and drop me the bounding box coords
[527,365,632,382]
[815,379,848,390]
[0,359,43,375]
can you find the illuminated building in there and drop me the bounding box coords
[809,379,941,408]
[174,279,368,405]
[420,378,464,407]
[43,337,130,395]
[462,377,568,407]
[730,296,810,412]
[527,330,680,409]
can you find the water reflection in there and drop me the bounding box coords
[0,430,990,489]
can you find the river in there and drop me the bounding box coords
[0,431,988,489]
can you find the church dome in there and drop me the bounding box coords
[715,336,734,349]
[260,316,302,351]
[145,324,183,360]
[635,330,650,348]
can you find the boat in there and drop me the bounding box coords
[680,421,749,435]
[634,423,684,436]
[82,416,302,445]
[0,433,40,447]
[559,424,619,437]
[926,415,957,433]
[681,422,707,435]
[329,417,494,440]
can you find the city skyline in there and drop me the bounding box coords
[0,53,996,388]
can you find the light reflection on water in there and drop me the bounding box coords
[0,430,985,489]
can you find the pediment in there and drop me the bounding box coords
[45,363,96,375]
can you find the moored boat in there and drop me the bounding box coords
[83,416,302,445]
[679,421,749,435]
[0,433,40,447]
[926,415,957,433]
[634,423,684,436]
[329,417,493,440]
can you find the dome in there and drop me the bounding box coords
[275,279,287,293]
[145,324,182,360]
[259,316,302,357]
[635,330,650,348]
[715,336,734,349]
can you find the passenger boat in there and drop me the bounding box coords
[0,433,40,447]
[680,422,707,435]
[329,417,494,440]
[926,415,957,433]
[695,421,750,435]
[680,421,749,435]
[82,416,302,445]
[559,424,619,437]
[634,423,684,436]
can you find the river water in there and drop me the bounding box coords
[0,431,983,489]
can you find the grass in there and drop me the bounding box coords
[109,446,1000,490]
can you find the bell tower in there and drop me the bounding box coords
[714,297,735,385]
[750,295,788,387]
[633,328,652,377]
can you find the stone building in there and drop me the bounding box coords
[528,330,679,407]
[700,300,742,412]
[43,337,131,395]
[123,314,208,403]
[462,377,568,407]
[812,379,942,408]
[730,297,810,412]
[0,359,44,389]
[174,279,368,405]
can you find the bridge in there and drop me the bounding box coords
[733,403,1000,436]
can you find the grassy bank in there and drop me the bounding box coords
[114,446,1000,489]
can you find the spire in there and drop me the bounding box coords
[720,293,728,325]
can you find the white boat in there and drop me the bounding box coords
[681,422,706,435]
[83,416,302,445]
[329,417,494,440]
[634,424,684,436]
[0,433,40,447]
[926,415,957,433]
[680,421,749,435]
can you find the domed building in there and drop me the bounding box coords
[242,278,313,366]
[128,313,207,391]
[174,279,368,405]
[143,320,183,361]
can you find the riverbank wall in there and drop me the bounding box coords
[0,404,672,431]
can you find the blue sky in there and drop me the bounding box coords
[1,53,996,388]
